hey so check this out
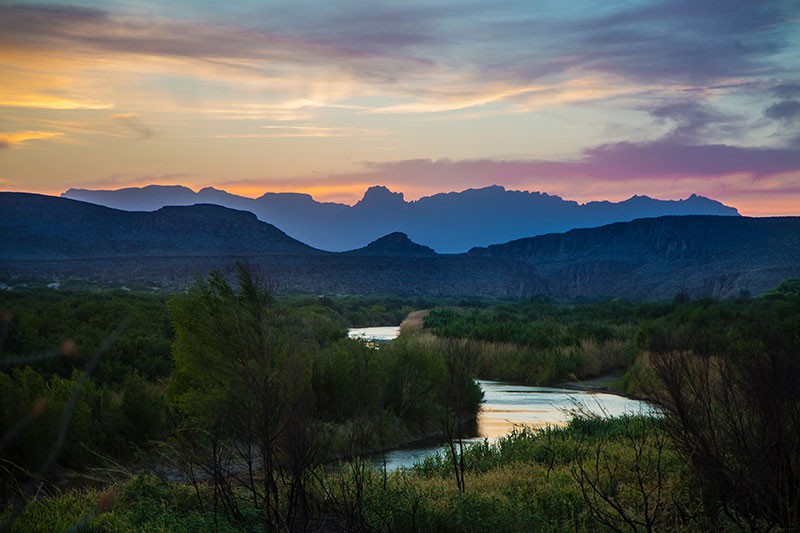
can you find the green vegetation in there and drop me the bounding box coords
[1,288,173,384]
[374,416,695,531]
[640,281,800,528]
[0,269,481,530]
[0,289,172,492]
[0,416,704,531]
[425,297,651,385]
[0,284,471,489]
[2,278,799,530]
[288,294,442,328]
[163,267,480,530]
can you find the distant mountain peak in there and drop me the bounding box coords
[155,202,255,218]
[372,231,417,244]
[61,183,741,252]
[476,184,506,193]
[257,191,314,201]
[347,231,436,256]
[356,185,405,208]
[681,192,734,206]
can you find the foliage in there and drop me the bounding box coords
[294,294,432,328]
[424,299,647,384]
[1,288,173,385]
[7,417,700,532]
[644,286,800,530]
[5,474,249,532]
[166,266,482,529]
[0,285,459,494]
[5,279,800,530]
[349,415,705,532]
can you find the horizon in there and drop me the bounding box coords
[52,182,736,210]
[1,1,799,216]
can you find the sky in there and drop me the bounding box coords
[1,0,799,215]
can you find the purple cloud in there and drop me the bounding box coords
[765,100,800,123]
[338,140,800,193]
[262,3,453,54]
[0,4,108,46]
[565,0,790,84]
[462,0,797,90]
[3,1,796,94]
[578,141,800,179]
[0,3,435,87]
[771,81,800,99]
[647,101,742,142]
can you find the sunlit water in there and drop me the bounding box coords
[347,325,401,342]
[348,326,653,470]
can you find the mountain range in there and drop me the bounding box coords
[62,184,740,253]
[3,192,798,300]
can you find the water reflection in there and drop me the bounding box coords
[347,327,653,470]
[477,380,651,439]
[347,326,401,342]
[376,380,653,470]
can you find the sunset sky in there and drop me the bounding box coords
[1,0,799,215]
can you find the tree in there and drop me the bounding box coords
[168,265,322,531]
[440,339,481,492]
[648,303,800,530]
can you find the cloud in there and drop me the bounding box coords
[3,0,799,217]
[764,100,800,123]
[0,130,64,147]
[771,81,800,99]
[262,2,450,55]
[577,141,800,179]
[256,124,388,139]
[347,140,800,186]
[0,95,113,111]
[559,0,793,85]
[647,100,741,142]
[0,4,434,86]
[186,142,800,215]
[281,138,800,208]
[1,0,796,116]
[112,113,153,140]
[68,172,198,190]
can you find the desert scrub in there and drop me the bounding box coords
[5,475,250,532]
[361,415,701,532]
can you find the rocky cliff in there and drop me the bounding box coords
[3,193,797,299]
[63,184,740,253]
[468,216,800,299]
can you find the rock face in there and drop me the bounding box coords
[345,232,437,257]
[3,193,797,299]
[63,184,740,253]
[0,193,540,297]
[1,193,320,260]
[468,216,800,299]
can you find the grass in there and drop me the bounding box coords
[6,415,739,531]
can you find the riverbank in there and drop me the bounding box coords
[399,309,428,335]
[364,311,648,408]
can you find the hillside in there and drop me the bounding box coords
[1,193,539,297]
[0,192,320,260]
[468,216,800,299]
[344,232,437,257]
[3,193,797,299]
[62,184,740,253]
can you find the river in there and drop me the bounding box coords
[348,326,651,470]
[347,325,401,342]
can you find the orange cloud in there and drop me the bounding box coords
[0,130,64,146]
